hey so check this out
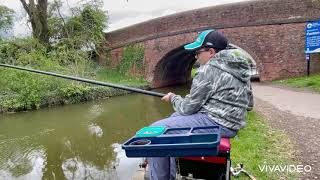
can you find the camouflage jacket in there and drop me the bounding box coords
[171,50,254,130]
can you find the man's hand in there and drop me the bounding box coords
[161,92,175,102]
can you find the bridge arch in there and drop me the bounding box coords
[152,42,260,88]
[152,45,195,88]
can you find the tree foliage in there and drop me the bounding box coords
[48,0,107,55]
[0,1,134,112]
[19,0,107,54]
[0,5,14,32]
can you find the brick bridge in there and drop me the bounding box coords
[104,0,320,88]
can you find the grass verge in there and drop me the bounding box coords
[231,111,299,179]
[273,74,320,92]
[95,67,148,87]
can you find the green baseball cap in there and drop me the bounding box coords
[184,29,228,51]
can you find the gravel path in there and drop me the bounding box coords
[252,83,320,179]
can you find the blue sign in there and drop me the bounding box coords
[305,20,320,54]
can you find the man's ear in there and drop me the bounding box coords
[209,48,216,56]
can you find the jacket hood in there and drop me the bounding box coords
[209,50,251,83]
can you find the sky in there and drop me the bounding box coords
[0,0,247,36]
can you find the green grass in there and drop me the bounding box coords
[191,68,197,78]
[274,74,320,92]
[95,67,148,87]
[231,112,299,179]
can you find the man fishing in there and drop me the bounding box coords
[147,29,254,180]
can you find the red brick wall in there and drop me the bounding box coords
[221,23,320,81]
[105,0,320,87]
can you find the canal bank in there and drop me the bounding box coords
[0,85,150,113]
[0,39,147,114]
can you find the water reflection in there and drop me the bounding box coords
[88,124,104,137]
[62,157,119,180]
[0,84,190,179]
[0,140,45,179]
[112,143,142,180]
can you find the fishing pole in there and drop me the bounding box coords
[0,63,166,98]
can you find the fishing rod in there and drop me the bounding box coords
[0,63,166,98]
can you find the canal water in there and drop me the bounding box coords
[0,84,190,180]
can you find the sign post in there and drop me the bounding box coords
[305,20,320,76]
[306,54,310,76]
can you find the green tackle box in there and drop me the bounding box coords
[135,126,166,137]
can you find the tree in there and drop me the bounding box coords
[19,0,49,44]
[0,5,14,32]
[18,0,108,63]
[48,0,108,63]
